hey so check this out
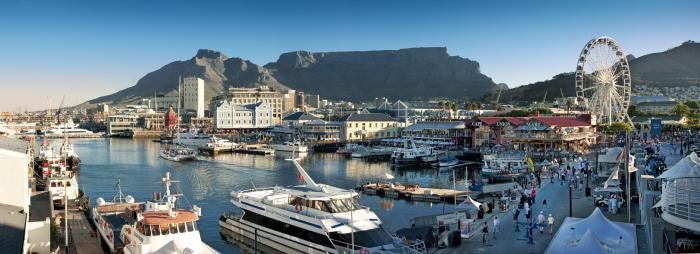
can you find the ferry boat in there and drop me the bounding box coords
[272,141,308,153]
[59,137,81,170]
[92,180,143,253]
[206,136,238,149]
[391,139,439,165]
[46,165,80,206]
[219,158,427,254]
[171,130,210,147]
[481,152,529,176]
[120,172,218,254]
[159,143,197,162]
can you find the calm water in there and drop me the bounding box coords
[57,138,465,253]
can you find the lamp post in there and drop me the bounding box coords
[569,181,573,217]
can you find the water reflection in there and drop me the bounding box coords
[66,138,463,254]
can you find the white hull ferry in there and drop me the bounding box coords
[272,141,308,153]
[46,165,80,206]
[120,172,218,254]
[219,158,426,254]
[391,139,438,165]
[171,130,210,147]
[206,136,238,149]
[481,152,529,176]
[159,144,197,162]
[91,180,143,253]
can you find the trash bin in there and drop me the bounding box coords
[451,230,461,246]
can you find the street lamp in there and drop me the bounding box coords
[569,181,573,217]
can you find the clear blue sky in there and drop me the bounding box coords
[0,0,698,111]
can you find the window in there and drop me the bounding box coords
[170,224,178,234]
[178,223,186,233]
[151,225,161,236]
[143,223,151,236]
[186,221,195,232]
[328,227,393,248]
[161,224,170,235]
[242,210,334,248]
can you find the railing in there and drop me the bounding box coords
[661,178,700,229]
[331,236,427,254]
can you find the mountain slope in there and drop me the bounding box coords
[490,41,700,103]
[89,49,287,105]
[265,47,501,101]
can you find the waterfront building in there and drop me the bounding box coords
[339,113,398,141]
[213,101,272,130]
[470,115,596,153]
[401,121,466,146]
[282,112,323,128]
[182,77,205,118]
[657,152,700,252]
[304,93,321,109]
[636,101,679,114]
[301,120,342,142]
[97,103,109,113]
[0,137,51,254]
[107,114,138,136]
[211,86,285,123]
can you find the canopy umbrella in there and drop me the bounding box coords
[385,173,395,180]
[658,152,700,179]
[456,195,481,211]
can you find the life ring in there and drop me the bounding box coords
[127,228,132,235]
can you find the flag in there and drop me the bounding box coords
[527,157,535,172]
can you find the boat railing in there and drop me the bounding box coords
[330,237,427,254]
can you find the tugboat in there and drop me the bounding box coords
[92,180,143,253]
[59,137,81,170]
[46,163,80,207]
[119,172,218,253]
[219,158,427,254]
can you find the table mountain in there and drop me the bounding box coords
[490,41,700,104]
[89,49,287,105]
[265,47,501,101]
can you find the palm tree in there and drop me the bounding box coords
[450,102,458,119]
[566,99,573,114]
[475,102,482,116]
[437,101,445,120]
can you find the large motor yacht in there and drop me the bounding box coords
[481,152,529,176]
[120,172,218,254]
[219,158,426,254]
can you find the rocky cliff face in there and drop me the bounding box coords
[265,47,500,101]
[89,49,286,105]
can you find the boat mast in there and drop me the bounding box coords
[176,76,181,144]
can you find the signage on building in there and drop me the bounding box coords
[650,118,662,137]
[495,121,510,127]
[470,121,482,127]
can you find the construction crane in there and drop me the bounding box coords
[56,94,66,125]
[541,90,548,105]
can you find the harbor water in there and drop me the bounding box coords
[60,138,467,253]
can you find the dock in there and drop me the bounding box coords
[360,183,469,203]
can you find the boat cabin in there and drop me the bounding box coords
[135,210,200,237]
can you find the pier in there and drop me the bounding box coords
[360,183,470,203]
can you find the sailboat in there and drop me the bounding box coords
[160,77,196,162]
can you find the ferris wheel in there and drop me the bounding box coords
[575,36,632,125]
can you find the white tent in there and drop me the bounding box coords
[593,186,623,193]
[598,147,624,163]
[658,152,700,179]
[603,167,621,188]
[545,208,636,254]
[456,195,481,211]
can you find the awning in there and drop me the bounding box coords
[456,196,482,211]
[658,152,700,179]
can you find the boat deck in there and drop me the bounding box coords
[103,213,128,248]
[360,183,469,203]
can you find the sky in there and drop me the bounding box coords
[0,0,698,112]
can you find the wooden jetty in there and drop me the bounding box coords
[359,183,469,203]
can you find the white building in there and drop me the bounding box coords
[0,137,50,254]
[182,77,205,118]
[213,101,273,130]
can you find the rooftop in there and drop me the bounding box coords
[403,121,465,132]
[338,113,397,122]
[0,137,28,154]
[283,112,322,121]
[0,203,26,254]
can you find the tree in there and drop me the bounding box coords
[450,102,458,119]
[437,101,445,119]
[685,101,699,110]
[536,108,553,115]
[673,103,690,117]
[607,122,633,134]
[627,104,637,116]
[566,99,573,113]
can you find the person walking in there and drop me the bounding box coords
[513,208,520,227]
[542,199,547,211]
[537,211,546,234]
[547,214,555,234]
[493,216,500,239]
[482,221,489,244]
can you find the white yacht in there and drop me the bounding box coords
[172,130,210,147]
[92,180,143,253]
[120,172,218,254]
[272,141,309,153]
[46,120,93,136]
[391,139,438,165]
[481,152,529,176]
[206,136,238,149]
[219,158,427,254]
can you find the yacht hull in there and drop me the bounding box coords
[219,215,336,254]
